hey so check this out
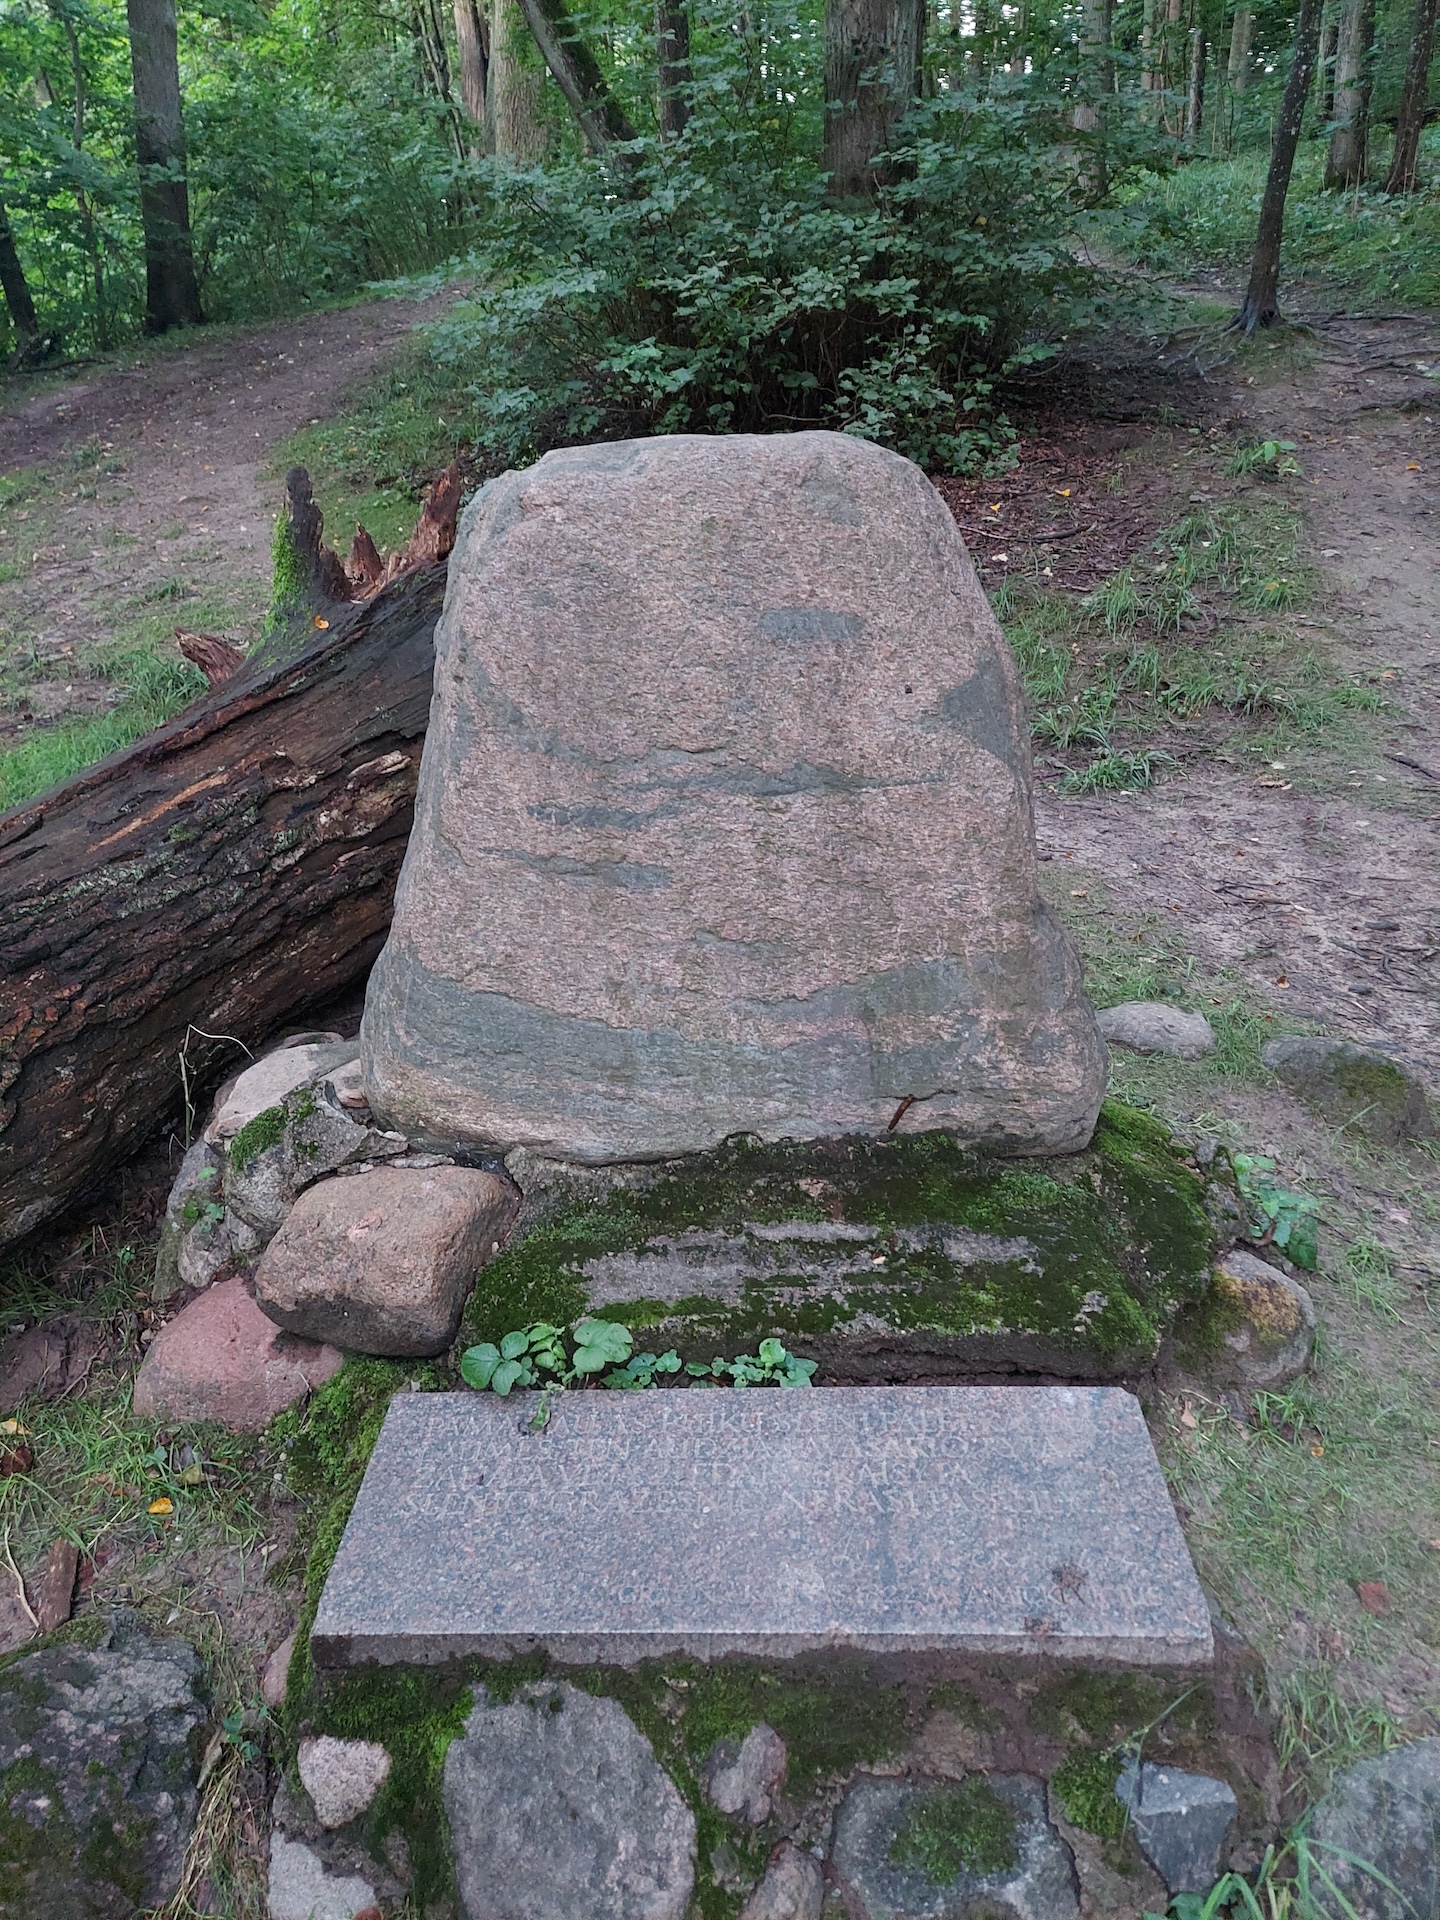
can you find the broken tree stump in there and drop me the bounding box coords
[0,495,456,1251]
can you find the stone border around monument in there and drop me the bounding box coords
[311,1386,1213,1672]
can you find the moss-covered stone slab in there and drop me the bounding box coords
[466,1103,1214,1379]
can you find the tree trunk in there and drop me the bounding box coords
[657,0,691,137]
[0,571,451,1255]
[0,201,38,344]
[126,0,203,333]
[490,0,548,160]
[1161,0,1183,129]
[1383,0,1438,192]
[453,0,491,142]
[1231,0,1323,331]
[57,8,111,350]
[1227,4,1253,90]
[1074,0,1111,194]
[823,0,925,197]
[513,0,638,152]
[1319,11,1338,118]
[1325,0,1375,185]
[1186,23,1207,138]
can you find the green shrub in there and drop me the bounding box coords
[439,54,1143,475]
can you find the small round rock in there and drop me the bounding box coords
[298,1734,393,1829]
[1206,1248,1316,1390]
[1097,1002,1216,1061]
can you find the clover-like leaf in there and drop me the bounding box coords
[490,1357,528,1396]
[460,1343,501,1390]
[757,1338,787,1367]
[500,1330,530,1361]
[572,1319,634,1373]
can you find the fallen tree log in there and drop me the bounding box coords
[0,471,457,1253]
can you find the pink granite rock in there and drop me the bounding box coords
[363,431,1104,1163]
[133,1279,342,1431]
[253,1165,519,1357]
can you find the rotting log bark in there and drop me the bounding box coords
[0,556,449,1254]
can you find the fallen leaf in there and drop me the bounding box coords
[1354,1580,1391,1616]
[0,1444,34,1476]
[1179,1405,1198,1431]
[1070,888,1088,898]
[1425,1539,1440,1553]
[1406,461,1420,471]
[1275,975,1290,988]
[177,1463,204,1487]
[1057,488,1072,497]
[1310,1442,1325,1458]
[313,616,330,630]
[148,1496,174,1516]
[0,1420,27,1435]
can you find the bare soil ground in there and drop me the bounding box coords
[0,294,445,738]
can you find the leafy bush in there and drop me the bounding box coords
[434,70,1126,474]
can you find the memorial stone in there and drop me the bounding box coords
[312,1386,1212,1670]
[362,431,1105,1164]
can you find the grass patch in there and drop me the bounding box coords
[888,1777,1018,1883]
[0,646,208,812]
[999,492,1384,790]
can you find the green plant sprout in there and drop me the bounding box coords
[460,1322,818,1396]
[1225,438,1302,481]
[1231,1154,1320,1270]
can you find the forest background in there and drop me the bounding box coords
[1,0,1437,482]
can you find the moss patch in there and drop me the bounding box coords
[888,1777,1018,1883]
[466,1101,1214,1377]
[1028,1669,1213,1749]
[228,1101,288,1173]
[1052,1748,1128,1841]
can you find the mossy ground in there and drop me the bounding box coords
[465,1100,1215,1375]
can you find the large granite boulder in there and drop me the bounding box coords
[0,1619,207,1918]
[363,432,1104,1164]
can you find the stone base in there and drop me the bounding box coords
[466,1103,1218,1382]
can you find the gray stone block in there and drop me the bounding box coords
[830,1773,1080,1920]
[442,1681,695,1920]
[1097,1002,1217,1060]
[312,1386,1212,1670]
[1116,1756,1238,1894]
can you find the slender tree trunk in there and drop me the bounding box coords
[1383,0,1438,192]
[1161,0,1183,129]
[514,0,638,152]
[1227,3,1252,89]
[657,0,691,136]
[1074,0,1111,194]
[972,0,993,72]
[490,0,548,159]
[1325,0,1375,185]
[126,0,202,332]
[1319,11,1338,117]
[56,8,110,350]
[1186,23,1207,138]
[1232,0,1323,330]
[823,0,925,197]
[453,0,491,145]
[0,201,39,344]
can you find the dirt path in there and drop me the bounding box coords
[0,294,446,738]
[1037,304,1440,1084]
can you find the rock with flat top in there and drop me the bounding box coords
[261,1629,297,1710]
[133,1276,342,1431]
[205,1034,350,1142]
[1097,1003,1216,1061]
[442,1682,696,1920]
[254,1164,520,1356]
[1260,1036,1433,1146]
[363,431,1104,1164]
